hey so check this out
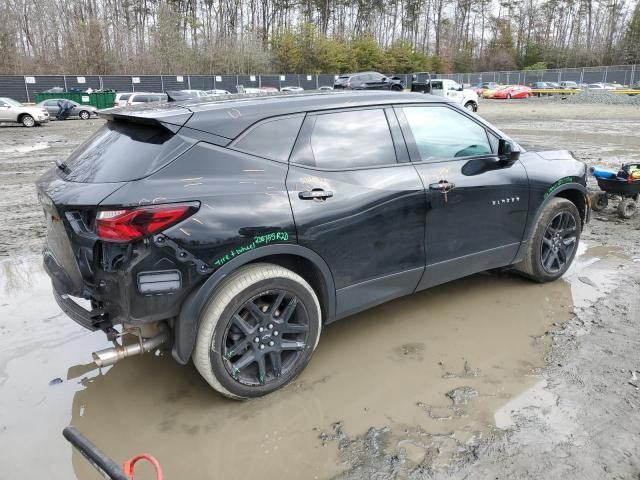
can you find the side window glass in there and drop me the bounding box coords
[298,109,396,169]
[402,106,492,162]
[234,116,303,162]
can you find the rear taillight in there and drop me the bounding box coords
[96,203,199,242]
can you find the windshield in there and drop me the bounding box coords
[2,98,22,107]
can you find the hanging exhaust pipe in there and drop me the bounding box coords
[92,323,169,368]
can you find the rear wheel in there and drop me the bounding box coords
[79,110,90,120]
[193,263,322,399]
[617,198,637,219]
[391,84,403,92]
[464,101,477,112]
[21,114,35,127]
[514,198,581,282]
[591,191,608,212]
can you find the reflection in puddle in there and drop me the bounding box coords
[0,243,625,479]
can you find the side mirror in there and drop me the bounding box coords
[498,139,520,162]
[457,86,464,91]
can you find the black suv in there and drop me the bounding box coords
[38,92,589,399]
[333,72,404,91]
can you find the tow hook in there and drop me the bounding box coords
[92,322,169,368]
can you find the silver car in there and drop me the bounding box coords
[36,99,97,120]
[0,97,49,127]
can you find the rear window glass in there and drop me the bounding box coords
[59,121,193,183]
[233,116,303,162]
[119,94,131,101]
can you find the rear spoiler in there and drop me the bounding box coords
[97,105,192,133]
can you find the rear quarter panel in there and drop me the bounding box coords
[100,142,297,268]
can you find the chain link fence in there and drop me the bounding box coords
[1,65,637,103]
[436,64,638,87]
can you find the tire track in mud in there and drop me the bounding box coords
[0,120,104,257]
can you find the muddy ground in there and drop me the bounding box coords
[0,102,638,479]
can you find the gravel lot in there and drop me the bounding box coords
[0,102,638,479]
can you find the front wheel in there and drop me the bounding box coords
[21,115,35,127]
[193,263,322,399]
[78,110,90,120]
[617,198,637,219]
[514,198,581,282]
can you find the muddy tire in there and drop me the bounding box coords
[20,114,35,127]
[514,198,581,283]
[617,198,637,219]
[79,110,90,120]
[591,191,608,212]
[193,263,321,400]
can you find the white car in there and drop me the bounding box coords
[0,97,49,127]
[280,86,304,92]
[114,92,134,107]
[179,89,209,98]
[126,92,168,105]
[205,89,231,96]
[429,79,479,112]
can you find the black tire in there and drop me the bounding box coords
[617,198,637,219]
[193,263,321,399]
[464,101,477,112]
[79,110,90,120]
[21,114,35,127]
[513,198,581,282]
[591,191,608,212]
[391,84,403,92]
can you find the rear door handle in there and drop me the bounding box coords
[299,189,333,200]
[429,182,455,190]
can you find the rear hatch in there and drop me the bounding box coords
[333,75,350,88]
[37,106,195,297]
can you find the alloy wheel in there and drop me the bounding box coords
[540,211,577,273]
[221,289,309,386]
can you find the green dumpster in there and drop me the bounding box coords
[33,91,116,109]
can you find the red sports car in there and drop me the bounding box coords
[493,85,533,99]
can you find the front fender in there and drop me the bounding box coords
[172,244,336,364]
[513,182,590,264]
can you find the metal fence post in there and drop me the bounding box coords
[631,65,636,86]
[603,66,608,84]
[160,75,165,92]
[259,75,263,88]
[316,74,319,89]
[187,75,191,89]
[63,75,68,92]
[580,68,584,85]
[23,76,30,102]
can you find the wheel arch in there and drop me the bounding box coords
[172,244,336,364]
[17,112,32,123]
[514,184,590,264]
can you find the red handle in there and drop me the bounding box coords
[122,454,164,480]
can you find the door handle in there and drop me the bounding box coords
[299,189,333,200]
[428,182,455,190]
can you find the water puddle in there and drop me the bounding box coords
[0,142,49,154]
[0,241,627,478]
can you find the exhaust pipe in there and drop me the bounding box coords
[92,323,169,368]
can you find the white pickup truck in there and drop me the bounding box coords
[410,74,479,112]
